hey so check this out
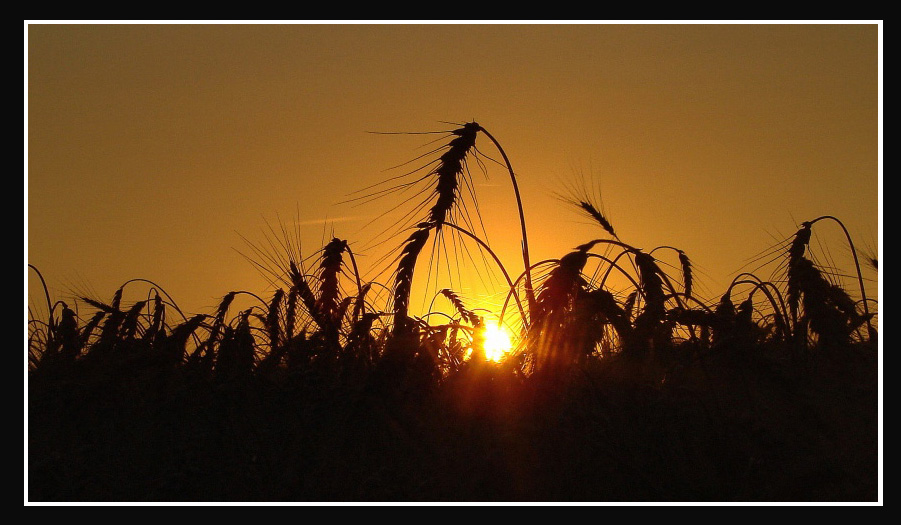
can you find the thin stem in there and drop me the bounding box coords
[476,126,535,319]
[28,264,53,328]
[809,216,875,339]
[441,222,528,327]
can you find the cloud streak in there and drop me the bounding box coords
[293,215,369,227]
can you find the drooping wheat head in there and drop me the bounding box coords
[389,123,481,336]
[529,246,590,372]
[571,198,618,240]
[439,288,482,327]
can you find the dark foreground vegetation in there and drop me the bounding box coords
[29,342,876,501]
[28,122,878,501]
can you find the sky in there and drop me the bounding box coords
[26,23,881,321]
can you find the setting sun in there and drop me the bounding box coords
[483,324,513,362]
[27,23,879,503]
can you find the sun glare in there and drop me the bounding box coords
[482,324,513,362]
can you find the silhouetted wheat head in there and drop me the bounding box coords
[28,116,883,503]
[386,123,481,336]
[27,120,877,386]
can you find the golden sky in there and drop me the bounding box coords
[27,23,880,319]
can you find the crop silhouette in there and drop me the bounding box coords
[27,122,878,502]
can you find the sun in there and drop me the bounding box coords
[482,323,513,362]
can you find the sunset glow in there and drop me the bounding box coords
[26,23,880,503]
[26,24,878,318]
[483,323,513,362]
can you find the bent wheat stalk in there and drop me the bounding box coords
[441,221,527,326]
[475,125,535,317]
[806,216,875,339]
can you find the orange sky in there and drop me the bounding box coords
[27,23,881,320]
